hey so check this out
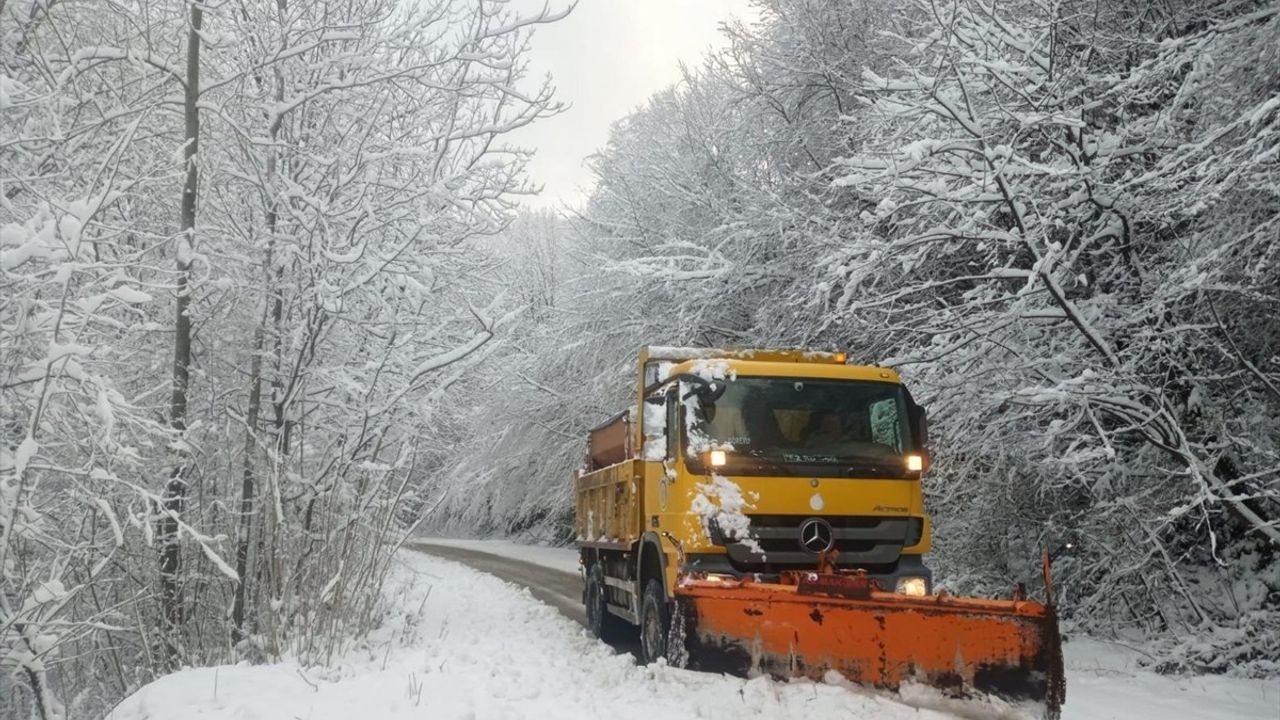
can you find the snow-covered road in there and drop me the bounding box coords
[109,547,1278,720]
[405,539,587,626]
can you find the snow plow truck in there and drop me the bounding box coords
[574,346,1065,718]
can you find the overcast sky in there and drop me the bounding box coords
[507,1,753,211]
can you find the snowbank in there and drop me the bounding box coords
[1059,637,1277,720]
[108,550,1279,720]
[107,553,952,720]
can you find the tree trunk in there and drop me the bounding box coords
[232,308,265,644]
[159,0,202,669]
[233,0,288,643]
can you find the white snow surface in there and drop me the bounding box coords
[109,550,1278,720]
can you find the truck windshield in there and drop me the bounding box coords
[686,377,916,477]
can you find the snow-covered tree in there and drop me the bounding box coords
[826,0,1279,671]
[2,0,564,715]
[431,0,1278,677]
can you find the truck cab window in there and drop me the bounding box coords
[687,377,915,477]
[642,393,667,461]
[666,391,679,460]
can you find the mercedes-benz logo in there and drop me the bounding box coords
[798,517,834,553]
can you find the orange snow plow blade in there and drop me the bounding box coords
[672,567,1065,718]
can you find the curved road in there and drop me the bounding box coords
[406,541,587,624]
[406,540,643,658]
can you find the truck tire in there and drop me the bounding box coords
[585,562,629,642]
[639,578,671,665]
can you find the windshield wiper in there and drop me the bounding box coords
[841,461,902,477]
[743,451,794,476]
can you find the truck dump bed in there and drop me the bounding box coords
[577,409,643,547]
[575,459,643,547]
[586,410,631,470]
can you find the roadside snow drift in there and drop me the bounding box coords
[108,550,1277,720]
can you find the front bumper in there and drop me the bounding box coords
[682,552,932,594]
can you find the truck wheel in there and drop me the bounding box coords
[585,563,628,642]
[639,578,671,664]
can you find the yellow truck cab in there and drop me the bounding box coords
[575,346,934,662]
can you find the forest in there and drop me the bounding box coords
[3,0,1277,718]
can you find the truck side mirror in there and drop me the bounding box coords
[675,374,726,402]
[908,403,929,449]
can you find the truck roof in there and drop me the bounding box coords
[643,345,849,365]
[640,346,901,385]
[668,358,901,384]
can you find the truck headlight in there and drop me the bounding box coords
[896,576,928,597]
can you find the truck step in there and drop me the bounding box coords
[603,576,635,593]
[604,603,638,624]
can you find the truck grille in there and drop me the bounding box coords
[723,514,910,571]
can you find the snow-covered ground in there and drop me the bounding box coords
[109,550,1278,720]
